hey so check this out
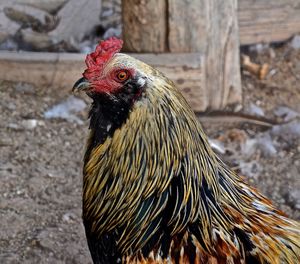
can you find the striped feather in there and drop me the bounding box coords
[82,54,300,263]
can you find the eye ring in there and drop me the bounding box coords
[116,70,129,82]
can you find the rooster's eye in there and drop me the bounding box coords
[116,70,129,82]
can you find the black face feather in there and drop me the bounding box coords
[84,78,145,164]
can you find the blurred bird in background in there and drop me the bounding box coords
[73,38,300,264]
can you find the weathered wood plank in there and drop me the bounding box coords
[122,0,300,47]
[121,0,167,52]
[238,0,300,45]
[205,0,241,109]
[168,0,206,52]
[168,0,241,109]
[0,51,207,111]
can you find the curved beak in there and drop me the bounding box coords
[72,77,90,93]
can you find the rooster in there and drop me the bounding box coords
[73,38,300,264]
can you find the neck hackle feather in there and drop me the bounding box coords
[81,38,300,264]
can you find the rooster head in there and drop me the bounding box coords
[73,37,154,103]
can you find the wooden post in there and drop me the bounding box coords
[204,0,241,109]
[122,0,242,111]
[122,0,167,52]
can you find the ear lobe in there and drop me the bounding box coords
[136,77,146,87]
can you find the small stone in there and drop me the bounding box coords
[247,103,264,117]
[103,26,122,39]
[271,121,300,139]
[22,119,38,130]
[20,28,53,50]
[233,104,243,112]
[238,160,262,179]
[274,106,299,121]
[208,138,226,154]
[101,8,113,18]
[62,212,76,223]
[37,120,45,126]
[268,68,277,77]
[289,190,300,209]
[242,134,276,157]
[7,123,22,131]
[5,102,16,110]
[0,137,13,146]
[44,95,87,124]
[291,35,300,49]
[16,189,23,195]
[249,43,269,54]
[14,82,35,94]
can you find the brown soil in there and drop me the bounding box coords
[0,43,299,263]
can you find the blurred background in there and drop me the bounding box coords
[0,0,299,263]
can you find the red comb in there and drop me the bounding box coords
[83,37,123,80]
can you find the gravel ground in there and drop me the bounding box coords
[0,44,299,263]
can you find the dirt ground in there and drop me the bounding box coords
[0,43,300,263]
